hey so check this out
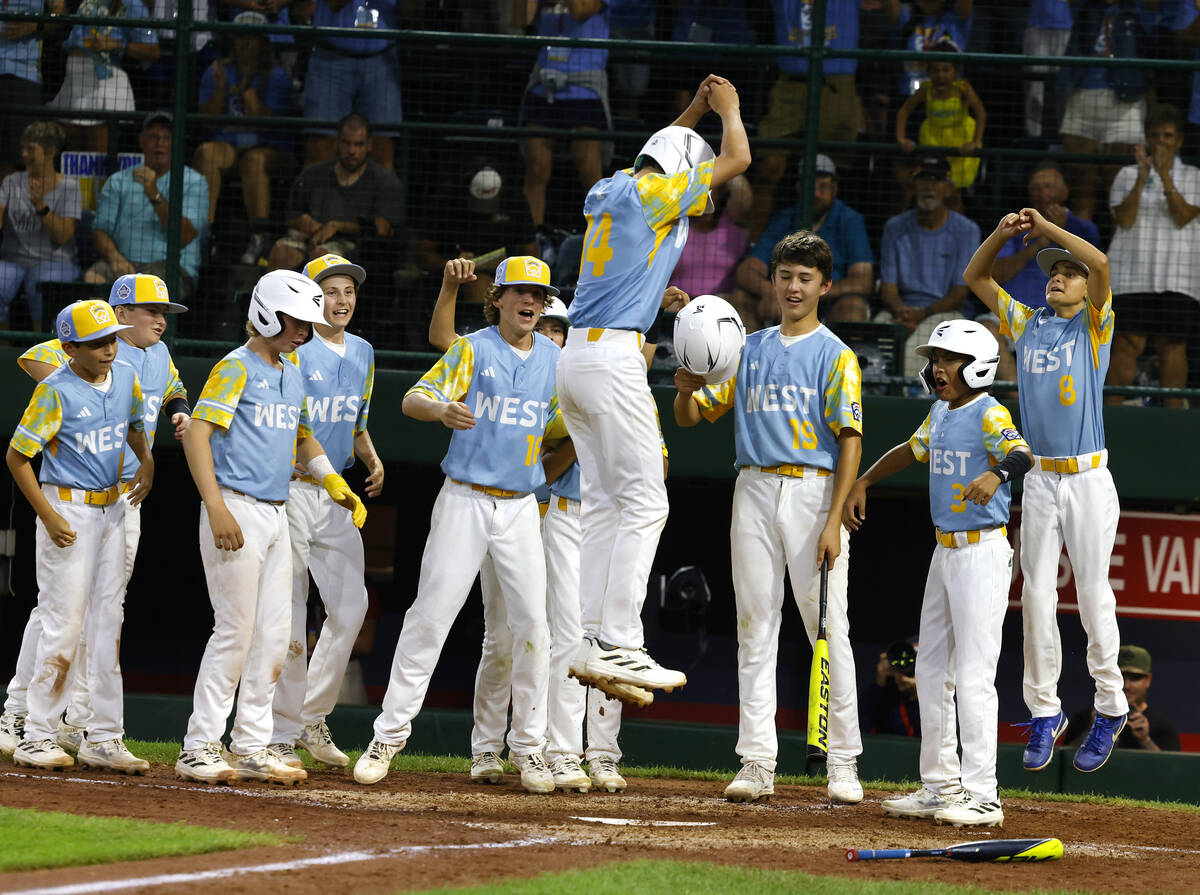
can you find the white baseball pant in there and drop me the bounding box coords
[24,486,127,743]
[557,328,667,649]
[917,534,1011,804]
[729,468,861,771]
[1020,460,1127,719]
[374,478,549,756]
[183,490,292,755]
[469,552,513,756]
[272,479,369,745]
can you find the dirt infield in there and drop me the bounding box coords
[1,765,1197,894]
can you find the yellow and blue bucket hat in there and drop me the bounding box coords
[56,300,132,343]
[304,253,366,286]
[494,256,559,296]
[109,273,188,313]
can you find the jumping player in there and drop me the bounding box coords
[270,254,382,770]
[846,320,1032,828]
[177,270,366,786]
[0,275,189,761]
[354,256,562,793]
[964,209,1128,773]
[673,231,865,805]
[559,74,750,696]
[6,300,154,773]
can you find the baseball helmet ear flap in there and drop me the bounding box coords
[249,270,326,339]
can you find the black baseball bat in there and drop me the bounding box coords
[846,837,1063,863]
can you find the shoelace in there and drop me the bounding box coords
[592,757,620,776]
[1081,716,1120,752]
[1013,716,1058,749]
[367,741,395,762]
[307,723,335,746]
[522,753,549,772]
[735,763,770,784]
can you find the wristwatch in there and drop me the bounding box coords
[36,205,50,217]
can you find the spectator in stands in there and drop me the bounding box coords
[669,173,750,308]
[1106,104,1200,409]
[875,155,978,377]
[303,0,401,170]
[1065,645,1180,752]
[0,122,82,330]
[136,0,214,111]
[750,0,860,237]
[0,0,66,179]
[1058,0,1149,221]
[1170,0,1200,152]
[516,0,610,236]
[882,0,972,99]
[193,10,296,264]
[1022,1,1072,138]
[267,113,403,273]
[49,0,160,154]
[860,639,920,737]
[735,154,872,331]
[84,111,208,302]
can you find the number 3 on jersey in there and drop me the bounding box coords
[583,212,614,277]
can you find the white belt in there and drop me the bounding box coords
[566,327,645,349]
[935,525,1008,549]
[1030,449,1108,475]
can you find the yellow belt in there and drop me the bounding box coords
[936,525,1007,548]
[57,484,121,507]
[297,474,320,485]
[120,481,134,494]
[754,464,831,479]
[450,478,522,499]
[1038,453,1104,475]
[556,495,581,514]
[585,327,645,348]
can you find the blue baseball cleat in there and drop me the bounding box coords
[1019,710,1068,772]
[1073,713,1127,773]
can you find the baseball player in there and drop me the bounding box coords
[0,275,190,760]
[177,270,366,786]
[6,300,154,773]
[963,209,1129,773]
[354,256,561,794]
[673,231,865,805]
[559,75,750,697]
[269,254,382,771]
[845,319,1033,828]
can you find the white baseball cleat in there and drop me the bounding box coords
[298,721,350,768]
[175,743,238,784]
[13,739,74,771]
[77,738,150,775]
[470,751,504,784]
[724,761,774,803]
[511,752,555,794]
[270,742,304,769]
[881,785,964,819]
[570,639,686,694]
[549,755,591,792]
[354,738,404,785]
[56,717,84,754]
[0,711,23,755]
[826,759,863,804]
[934,794,1005,828]
[223,747,308,785]
[588,756,627,793]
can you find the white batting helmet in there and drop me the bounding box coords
[541,296,570,327]
[673,294,746,384]
[635,126,716,213]
[915,319,1000,393]
[249,270,326,338]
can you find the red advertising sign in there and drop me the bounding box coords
[1009,510,1200,620]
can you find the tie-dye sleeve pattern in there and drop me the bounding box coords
[636,159,715,229]
[192,358,248,430]
[908,412,932,463]
[692,376,736,422]
[1087,289,1114,368]
[129,375,145,431]
[11,383,63,457]
[297,391,312,441]
[981,404,1028,461]
[996,287,1037,341]
[825,348,863,436]
[407,337,475,403]
[544,391,567,441]
[356,358,374,434]
[17,339,68,376]
[164,355,187,402]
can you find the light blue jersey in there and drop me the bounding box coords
[408,328,564,494]
[289,334,373,471]
[997,287,1112,457]
[550,461,581,502]
[693,325,863,470]
[909,395,1028,532]
[192,345,312,503]
[569,161,715,333]
[114,339,186,480]
[11,362,144,491]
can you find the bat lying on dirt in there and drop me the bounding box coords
[846,838,1063,863]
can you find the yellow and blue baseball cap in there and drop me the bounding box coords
[56,300,132,343]
[494,255,559,296]
[304,253,366,286]
[109,273,188,313]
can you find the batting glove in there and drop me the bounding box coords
[322,473,367,528]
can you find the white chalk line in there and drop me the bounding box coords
[570,816,716,827]
[0,836,563,895]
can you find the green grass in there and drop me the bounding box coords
[403,858,1095,895]
[0,806,289,872]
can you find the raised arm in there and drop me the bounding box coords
[428,258,475,352]
[964,213,1029,315]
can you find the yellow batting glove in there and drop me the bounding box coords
[322,473,367,529]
